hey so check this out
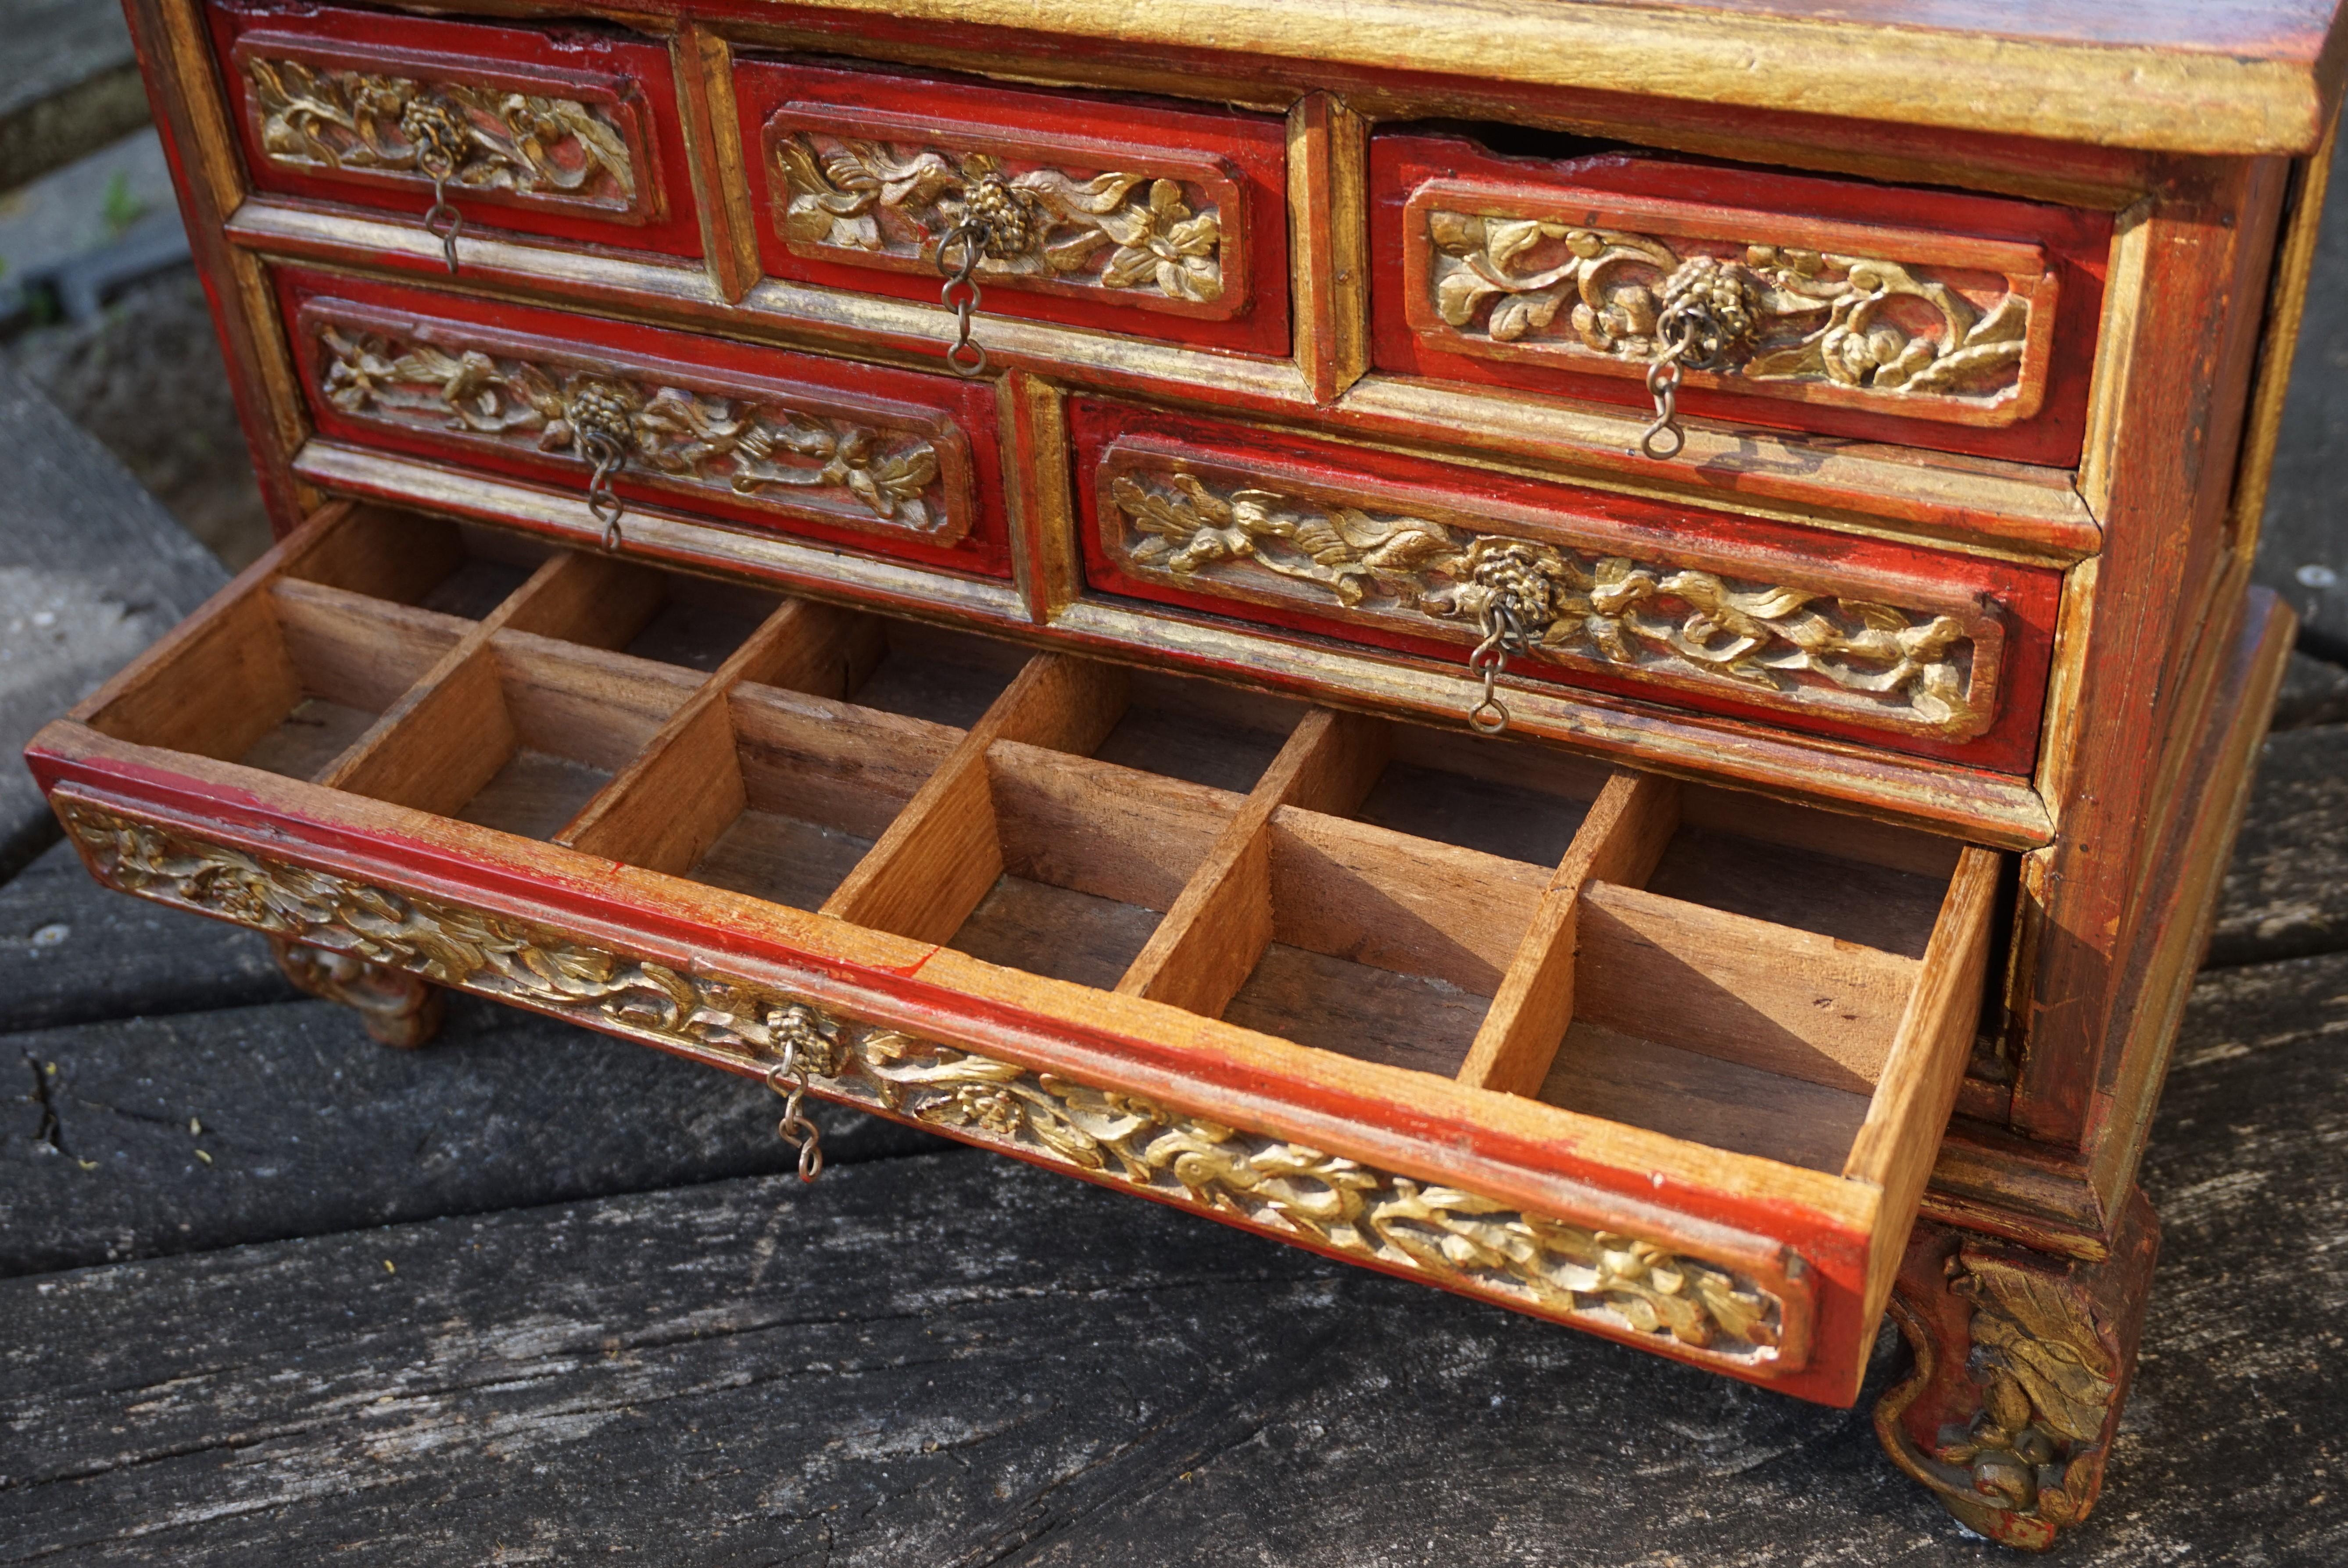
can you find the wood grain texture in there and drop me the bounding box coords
[657,0,2348,156]
[1116,708,1391,1014]
[1,938,2342,1562]
[1575,882,1922,1094]
[2210,722,2348,964]
[1458,769,1680,1097]
[2010,159,2290,1144]
[1289,91,1368,404]
[1846,845,2001,1326]
[820,654,1128,941]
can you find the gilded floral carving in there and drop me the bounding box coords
[58,796,1793,1367]
[242,54,639,212]
[1931,1250,2119,1527]
[1108,464,1993,738]
[313,318,955,536]
[1425,211,2035,403]
[773,132,1226,304]
[1878,1236,2127,1543]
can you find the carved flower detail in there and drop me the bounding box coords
[313,321,950,533]
[775,135,1224,302]
[1426,210,2034,403]
[243,57,636,203]
[1109,468,1989,737]
[934,1083,1027,1137]
[1927,1250,2119,1527]
[66,800,1790,1364]
[1096,179,1223,303]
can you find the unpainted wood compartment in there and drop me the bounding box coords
[67,507,2002,1328]
[1488,775,1974,1175]
[339,631,699,840]
[87,576,469,779]
[947,741,1240,988]
[1220,807,1551,1075]
[280,507,551,620]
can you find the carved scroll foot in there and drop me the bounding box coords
[270,936,444,1048]
[1876,1189,2158,1550]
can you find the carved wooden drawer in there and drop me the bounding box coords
[30,501,2000,1406]
[1070,398,2061,772]
[1370,131,2112,465]
[207,0,703,259]
[732,56,1290,355]
[274,267,1012,579]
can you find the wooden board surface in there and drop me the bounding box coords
[1,937,2342,1564]
[636,0,2348,157]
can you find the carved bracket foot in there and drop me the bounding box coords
[1876,1189,2158,1549]
[270,936,445,1048]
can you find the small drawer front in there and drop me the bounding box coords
[209,0,702,257]
[734,58,1290,356]
[31,500,2005,1405]
[277,267,1012,578]
[1371,133,2111,467]
[1071,398,2059,772]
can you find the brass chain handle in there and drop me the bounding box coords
[1467,597,1531,735]
[764,1005,838,1182]
[1638,336,1690,461]
[563,382,637,551]
[933,174,1041,377]
[937,220,990,377]
[1460,543,1556,736]
[403,100,467,275]
[1636,257,1761,462]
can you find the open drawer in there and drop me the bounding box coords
[27,503,2000,1407]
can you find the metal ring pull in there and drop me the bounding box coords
[1639,353,1686,461]
[583,438,626,552]
[1467,600,1527,736]
[417,148,463,275]
[936,220,990,378]
[764,1038,826,1183]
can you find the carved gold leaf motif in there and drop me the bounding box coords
[1887,1244,2121,1530]
[1107,463,1990,737]
[312,318,952,535]
[59,796,1791,1366]
[1427,211,2033,402]
[243,55,638,210]
[773,132,1225,303]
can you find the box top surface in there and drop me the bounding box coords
[782,0,2348,156]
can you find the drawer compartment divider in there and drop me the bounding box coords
[1461,769,1683,1097]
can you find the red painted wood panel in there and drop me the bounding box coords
[1070,396,2061,773]
[732,55,1291,357]
[208,0,704,259]
[24,733,1882,1405]
[1371,131,2111,468]
[273,267,1014,579]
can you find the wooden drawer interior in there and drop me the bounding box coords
[47,502,2003,1403]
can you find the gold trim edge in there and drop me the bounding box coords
[58,792,1802,1369]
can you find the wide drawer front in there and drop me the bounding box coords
[210,0,703,259]
[275,267,1012,579]
[1071,399,2061,773]
[734,57,1290,356]
[1370,132,2112,467]
[33,503,1999,1408]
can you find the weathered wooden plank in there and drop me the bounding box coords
[0,363,226,882]
[2273,651,2348,730]
[2208,723,2348,966]
[1,946,2342,1564]
[0,991,949,1279]
[0,840,294,1035]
